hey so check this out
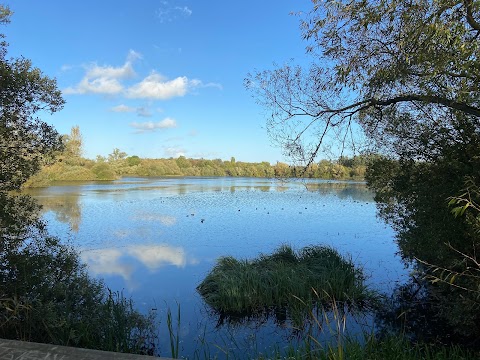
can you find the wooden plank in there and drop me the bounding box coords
[0,339,170,360]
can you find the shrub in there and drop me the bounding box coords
[0,235,157,354]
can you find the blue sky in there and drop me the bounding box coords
[4,1,312,163]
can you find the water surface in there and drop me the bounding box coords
[26,177,407,358]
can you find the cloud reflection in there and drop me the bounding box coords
[132,213,177,226]
[81,244,195,286]
[82,248,134,281]
[127,245,186,270]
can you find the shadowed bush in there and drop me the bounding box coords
[0,232,157,354]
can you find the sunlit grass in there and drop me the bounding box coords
[197,244,374,324]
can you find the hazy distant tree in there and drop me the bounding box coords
[176,155,191,169]
[126,155,141,166]
[108,148,127,162]
[62,125,83,159]
[274,162,290,178]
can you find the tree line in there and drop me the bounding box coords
[24,126,369,187]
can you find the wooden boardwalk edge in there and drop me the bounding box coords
[0,338,172,359]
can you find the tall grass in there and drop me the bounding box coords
[167,302,181,358]
[197,244,374,325]
[0,237,158,355]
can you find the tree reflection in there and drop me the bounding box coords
[36,193,82,232]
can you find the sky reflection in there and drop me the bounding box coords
[81,244,196,290]
[26,177,407,358]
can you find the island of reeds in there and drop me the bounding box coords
[197,244,374,325]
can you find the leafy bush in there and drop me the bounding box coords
[0,234,157,354]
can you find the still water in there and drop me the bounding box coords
[26,177,407,358]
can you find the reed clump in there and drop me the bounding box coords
[197,244,373,321]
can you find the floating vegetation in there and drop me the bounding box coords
[197,244,375,326]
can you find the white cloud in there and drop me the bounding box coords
[130,118,177,133]
[203,82,223,90]
[60,64,73,72]
[126,72,199,100]
[163,146,186,158]
[136,107,152,117]
[157,2,192,23]
[64,76,124,95]
[64,50,221,99]
[63,50,140,95]
[111,104,152,117]
[111,104,135,112]
[174,6,192,16]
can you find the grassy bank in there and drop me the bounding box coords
[260,335,478,360]
[24,154,368,187]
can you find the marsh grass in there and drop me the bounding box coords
[187,295,478,360]
[197,244,373,326]
[258,336,476,360]
[0,237,158,355]
[167,302,181,358]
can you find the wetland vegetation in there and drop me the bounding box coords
[197,245,373,326]
[2,0,480,358]
[23,125,369,187]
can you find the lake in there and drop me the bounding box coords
[25,177,407,358]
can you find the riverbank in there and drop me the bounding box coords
[24,155,367,187]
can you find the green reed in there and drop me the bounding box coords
[197,244,373,321]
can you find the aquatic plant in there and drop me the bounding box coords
[197,244,374,324]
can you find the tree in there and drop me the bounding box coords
[0,4,64,241]
[246,0,480,165]
[246,0,480,341]
[0,7,64,192]
[0,9,157,351]
[108,147,127,162]
[62,125,83,159]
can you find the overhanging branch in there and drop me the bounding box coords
[315,94,480,118]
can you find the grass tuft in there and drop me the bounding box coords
[197,244,374,325]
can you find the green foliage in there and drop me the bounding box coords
[0,235,157,353]
[0,17,64,190]
[366,123,480,337]
[91,162,117,180]
[126,155,141,166]
[197,245,373,326]
[0,10,157,355]
[29,147,367,187]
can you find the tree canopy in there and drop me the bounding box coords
[246,0,480,164]
[0,6,64,192]
[246,0,480,342]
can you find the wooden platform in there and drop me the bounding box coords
[0,339,170,359]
